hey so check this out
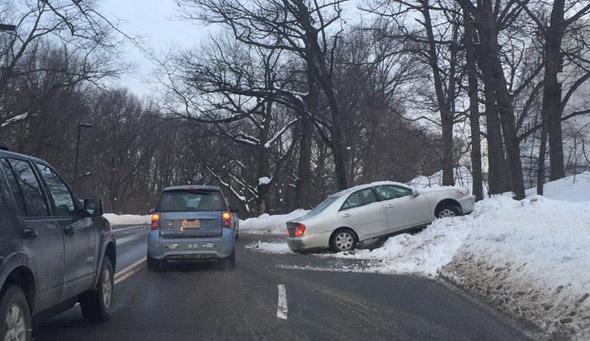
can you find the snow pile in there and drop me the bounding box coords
[321,216,473,277]
[409,166,489,197]
[104,213,151,226]
[526,171,590,202]
[240,209,308,235]
[441,196,590,339]
[245,241,291,254]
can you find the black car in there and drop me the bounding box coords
[0,147,116,340]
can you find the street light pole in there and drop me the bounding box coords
[73,123,93,193]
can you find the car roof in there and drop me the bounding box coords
[163,185,221,192]
[0,149,49,165]
[332,180,411,197]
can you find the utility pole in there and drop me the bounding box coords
[73,123,93,193]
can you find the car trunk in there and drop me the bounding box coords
[159,211,223,238]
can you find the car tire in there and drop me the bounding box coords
[330,229,358,252]
[80,256,113,323]
[147,254,163,272]
[0,285,31,341]
[435,204,461,219]
[224,250,236,271]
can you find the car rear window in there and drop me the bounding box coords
[157,189,226,212]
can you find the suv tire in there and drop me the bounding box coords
[0,285,31,341]
[80,257,113,323]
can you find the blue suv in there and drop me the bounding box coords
[147,185,238,271]
[0,147,116,340]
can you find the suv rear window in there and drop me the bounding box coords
[157,189,226,212]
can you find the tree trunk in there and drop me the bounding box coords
[421,0,455,186]
[536,120,548,195]
[477,0,525,199]
[464,10,484,201]
[544,0,566,181]
[483,85,509,194]
[256,100,272,215]
[296,115,313,209]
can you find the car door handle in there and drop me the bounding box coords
[23,229,38,239]
[341,213,351,218]
[63,225,75,236]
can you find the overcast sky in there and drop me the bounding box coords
[98,0,211,98]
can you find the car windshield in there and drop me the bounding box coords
[307,196,339,216]
[157,189,226,212]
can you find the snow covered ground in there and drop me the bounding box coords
[244,172,590,339]
[104,213,151,226]
[240,209,308,235]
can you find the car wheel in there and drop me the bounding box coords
[147,254,163,272]
[80,256,114,323]
[0,285,31,341]
[330,229,357,252]
[224,250,236,271]
[436,204,460,219]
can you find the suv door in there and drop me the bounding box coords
[35,163,97,299]
[337,188,388,239]
[374,185,430,231]
[2,158,65,313]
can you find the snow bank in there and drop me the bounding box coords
[320,216,472,277]
[409,166,480,193]
[440,196,590,339]
[104,213,151,226]
[526,171,590,202]
[240,209,308,235]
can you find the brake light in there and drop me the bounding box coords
[222,212,232,228]
[294,223,306,237]
[151,213,160,230]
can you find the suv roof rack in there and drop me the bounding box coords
[0,141,11,151]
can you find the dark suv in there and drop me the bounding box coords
[0,148,116,340]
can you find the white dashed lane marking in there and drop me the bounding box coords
[277,284,288,320]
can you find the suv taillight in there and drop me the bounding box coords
[151,213,160,230]
[222,212,232,228]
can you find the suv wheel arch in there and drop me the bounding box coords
[1,266,35,314]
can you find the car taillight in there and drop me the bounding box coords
[151,213,160,230]
[222,212,232,228]
[294,223,306,237]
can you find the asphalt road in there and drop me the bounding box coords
[33,227,530,341]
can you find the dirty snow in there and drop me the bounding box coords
[240,209,308,235]
[104,213,151,226]
[441,196,590,339]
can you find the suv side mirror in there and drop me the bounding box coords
[83,199,103,217]
[412,189,420,197]
[229,205,240,213]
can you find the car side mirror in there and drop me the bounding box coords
[83,199,103,217]
[229,205,240,213]
[412,189,420,197]
[148,208,155,214]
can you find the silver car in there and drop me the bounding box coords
[286,181,474,252]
